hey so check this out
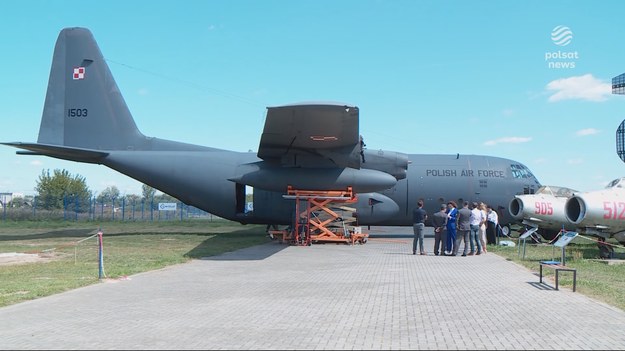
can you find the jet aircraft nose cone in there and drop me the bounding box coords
[565,196,586,224]
[509,197,524,220]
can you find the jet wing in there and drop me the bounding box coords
[258,103,361,168]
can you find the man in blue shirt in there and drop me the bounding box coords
[445,201,458,256]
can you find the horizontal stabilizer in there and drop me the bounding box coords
[1,142,109,164]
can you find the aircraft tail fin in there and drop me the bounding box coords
[38,27,144,150]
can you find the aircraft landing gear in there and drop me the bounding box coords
[499,224,511,238]
[539,228,560,242]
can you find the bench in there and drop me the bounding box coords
[539,260,577,292]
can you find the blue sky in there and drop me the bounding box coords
[1,0,625,197]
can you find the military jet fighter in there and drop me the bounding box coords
[2,28,542,233]
[565,177,625,245]
[509,185,578,240]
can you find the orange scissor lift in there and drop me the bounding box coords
[279,186,369,246]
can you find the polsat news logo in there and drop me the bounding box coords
[545,25,578,69]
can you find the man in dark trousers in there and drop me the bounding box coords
[486,204,499,245]
[432,203,448,256]
[454,201,472,256]
[412,200,428,255]
[445,201,458,255]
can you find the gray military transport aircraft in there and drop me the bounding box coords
[2,27,542,235]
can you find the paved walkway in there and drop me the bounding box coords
[1,231,625,350]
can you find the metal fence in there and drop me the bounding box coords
[0,196,215,222]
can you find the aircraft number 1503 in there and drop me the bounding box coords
[535,201,553,215]
[67,108,88,117]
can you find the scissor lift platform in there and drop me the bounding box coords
[282,186,368,246]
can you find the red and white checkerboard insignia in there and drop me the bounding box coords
[72,67,85,80]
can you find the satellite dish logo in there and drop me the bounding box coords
[551,25,573,46]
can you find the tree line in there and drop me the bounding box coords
[7,169,179,211]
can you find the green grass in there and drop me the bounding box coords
[0,220,268,307]
[489,234,625,311]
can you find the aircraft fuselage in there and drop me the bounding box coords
[100,148,540,227]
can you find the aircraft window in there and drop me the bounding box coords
[510,164,535,179]
[554,187,576,197]
[535,185,577,197]
[606,178,625,189]
[535,186,553,195]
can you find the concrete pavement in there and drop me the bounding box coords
[1,230,624,350]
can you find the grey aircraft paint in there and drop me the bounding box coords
[3,27,542,229]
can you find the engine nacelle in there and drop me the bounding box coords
[353,192,400,224]
[230,164,397,193]
[361,149,409,180]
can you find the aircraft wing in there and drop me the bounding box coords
[258,103,362,168]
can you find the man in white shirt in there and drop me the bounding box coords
[486,205,499,245]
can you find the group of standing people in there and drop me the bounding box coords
[412,200,500,256]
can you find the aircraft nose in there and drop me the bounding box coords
[508,197,524,220]
[565,196,586,224]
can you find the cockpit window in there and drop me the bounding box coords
[535,185,577,197]
[510,163,535,179]
[606,178,625,189]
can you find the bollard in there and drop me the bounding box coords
[97,230,104,279]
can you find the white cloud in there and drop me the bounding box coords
[483,136,532,146]
[29,160,42,166]
[546,74,611,102]
[533,158,548,164]
[502,109,514,117]
[137,88,149,96]
[576,128,600,136]
[567,158,583,165]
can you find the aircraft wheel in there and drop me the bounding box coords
[500,224,511,237]
[539,229,559,241]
